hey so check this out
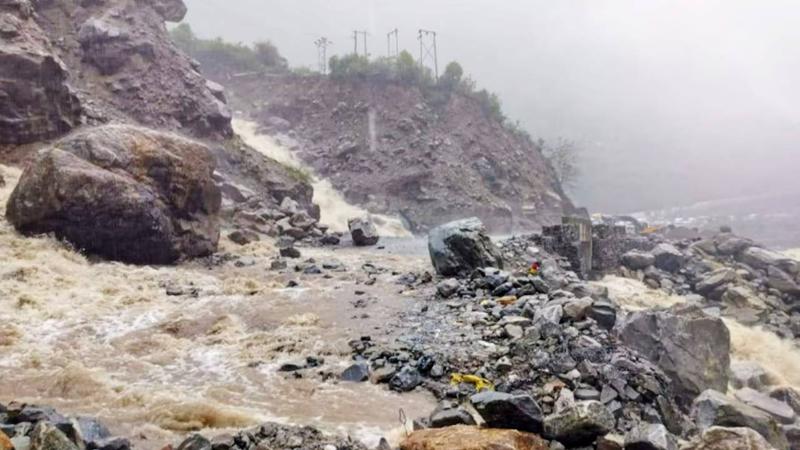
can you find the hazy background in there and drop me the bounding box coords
[183,0,800,214]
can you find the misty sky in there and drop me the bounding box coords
[183,0,800,213]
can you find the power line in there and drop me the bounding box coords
[353,30,369,58]
[418,29,439,80]
[314,37,332,74]
[387,28,399,59]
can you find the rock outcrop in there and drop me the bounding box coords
[6,124,221,264]
[428,217,504,277]
[1,0,233,143]
[0,0,82,144]
[618,305,731,405]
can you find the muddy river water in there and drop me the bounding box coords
[0,165,436,449]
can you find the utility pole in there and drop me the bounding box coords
[314,37,331,74]
[387,28,399,59]
[353,30,369,58]
[418,29,439,80]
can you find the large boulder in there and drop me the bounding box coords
[692,390,787,449]
[428,218,503,277]
[739,247,797,274]
[622,250,655,270]
[695,269,736,297]
[766,266,800,296]
[734,388,797,425]
[617,305,730,405]
[651,243,685,273]
[684,426,775,450]
[0,3,82,144]
[348,217,379,246]
[30,422,79,450]
[470,391,543,433]
[6,125,221,264]
[399,425,548,450]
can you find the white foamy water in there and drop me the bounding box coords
[232,119,411,237]
[0,164,434,449]
[596,275,800,391]
[784,248,800,261]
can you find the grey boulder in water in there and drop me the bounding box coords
[618,304,731,405]
[6,124,221,265]
[428,217,504,277]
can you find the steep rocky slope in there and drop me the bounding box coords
[211,72,574,234]
[0,0,318,256]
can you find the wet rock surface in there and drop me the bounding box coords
[6,125,221,264]
[428,218,504,276]
[176,423,368,450]
[618,304,731,405]
[0,0,81,144]
[349,217,380,246]
[0,402,130,450]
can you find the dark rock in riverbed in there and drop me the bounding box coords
[651,243,685,273]
[428,218,504,277]
[470,391,544,433]
[390,366,423,392]
[341,362,370,382]
[428,402,476,428]
[348,217,379,246]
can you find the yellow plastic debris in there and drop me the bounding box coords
[450,373,495,392]
[641,226,660,235]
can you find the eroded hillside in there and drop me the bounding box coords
[206,70,574,233]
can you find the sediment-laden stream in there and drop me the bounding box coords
[0,165,435,449]
[596,275,800,390]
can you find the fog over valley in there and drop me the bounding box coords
[185,0,800,214]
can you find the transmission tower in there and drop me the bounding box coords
[418,29,439,80]
[353,30,369,58]
[314,37,331,74]
[387,28,399,59]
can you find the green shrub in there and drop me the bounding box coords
[440,61,464,90]
[169,24,288,74]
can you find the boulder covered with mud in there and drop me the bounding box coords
[618,304,730,404]
[400,425,548,450]
[6,124,221,264]
[428,217,504,277]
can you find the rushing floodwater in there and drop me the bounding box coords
[232,119,411,238]
[596,275,800,390]
[0,165,434,449]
